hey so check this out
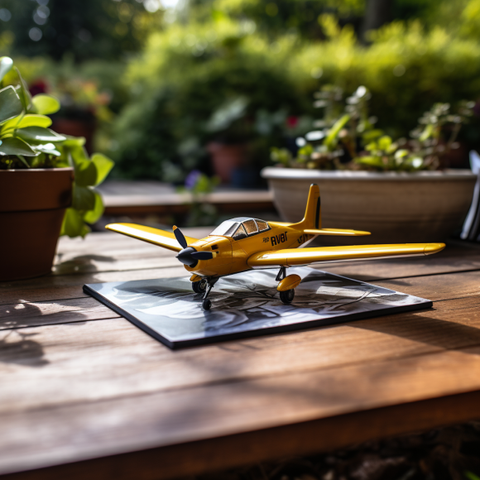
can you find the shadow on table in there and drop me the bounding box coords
[54,254,116,275]
[0,331,48,367]
[0,301,52,367]
[0,300,90,367]
[354,311,480,354]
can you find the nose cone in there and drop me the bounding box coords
[176,247,198,267]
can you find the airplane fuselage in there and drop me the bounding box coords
[185,222,314,277]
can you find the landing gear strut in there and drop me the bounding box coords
[201,277,218,310]
[276,266,286,282]
[276,266,299,305]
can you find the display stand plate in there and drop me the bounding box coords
[84,267,432,349]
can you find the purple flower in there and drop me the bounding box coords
[185,169,201,189]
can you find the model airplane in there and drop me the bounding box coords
[106,184,445,310]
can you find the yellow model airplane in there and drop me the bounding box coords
[106,184,445,310]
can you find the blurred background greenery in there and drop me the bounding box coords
[2,0,480,185]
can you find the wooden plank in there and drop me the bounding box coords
[0,295,479,414]
[0,267,184,306]
[4,391,480,480]
[3,341,480,475]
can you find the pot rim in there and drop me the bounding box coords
[261,166,476,181]
[0,167,74,173]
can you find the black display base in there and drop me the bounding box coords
[84,267,432,350]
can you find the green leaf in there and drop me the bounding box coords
[354,155,384,168]
[362,129,383,143]
[31,142,61,156]
[377,135,392,151]
[14,67,33,112]
[60,208,90,238]
[0,86,23,125]
[32,94,61,115]
[0,137,37,157]
[91,153,114,186]
[419,124,433,142]
[70,145,97,187]
[61,136,86,147]
[466,472,480,480]
[298,144,313,156]
[83,190,104,224]
[1,114,52,132]
[17,154,31,168]
[72,185,96,211]
[15,127,66,143]
[0,57,13,83]
[394,149,409,159]
[324,114,350,149]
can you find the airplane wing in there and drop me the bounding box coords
[248,243,446,267]
[105,223,199,253]
[304,228,371,236]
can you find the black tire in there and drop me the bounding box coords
[202,299,212,310]
[279,289,295,304]
[192,279,207,294]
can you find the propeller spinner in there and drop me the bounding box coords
[173,226,213,267]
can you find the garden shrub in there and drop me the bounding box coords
[113,13,480,180]
[295,17,480,138]
[112,17,311,180]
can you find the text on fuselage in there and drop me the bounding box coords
[270,231,288,246]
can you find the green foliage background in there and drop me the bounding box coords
[3,0,480,180]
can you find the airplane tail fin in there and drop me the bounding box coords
[293,184,321,230]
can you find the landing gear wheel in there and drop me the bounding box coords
[192,279,207,294]
[202,299,212,310]
[280,289,295,305]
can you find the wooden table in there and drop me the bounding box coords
[1,230,480,480]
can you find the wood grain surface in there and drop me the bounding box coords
[1,231,480,479]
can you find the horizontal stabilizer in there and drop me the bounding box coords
[304,228,371,236]
[248,243,446,267]
[106,223,199,252]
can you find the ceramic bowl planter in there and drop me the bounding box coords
[0,168,73,281]
[261,167,477,243]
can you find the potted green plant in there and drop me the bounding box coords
[262,86,477,243]
[0,57,113,281]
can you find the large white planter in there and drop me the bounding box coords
[261,167,477,243]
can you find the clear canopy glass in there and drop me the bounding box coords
[210,218,270,238]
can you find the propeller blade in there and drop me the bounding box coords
[191,251,213,260]
[173,225,188,249]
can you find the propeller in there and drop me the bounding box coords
[191,251,213,260]
[173,225,213,267]
[173,225,188,249]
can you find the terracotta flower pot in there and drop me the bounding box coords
[207,142,249,184]
[0,168,73,281]
[261,167,477,243]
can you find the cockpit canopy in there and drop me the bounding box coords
[210,217,270,240]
